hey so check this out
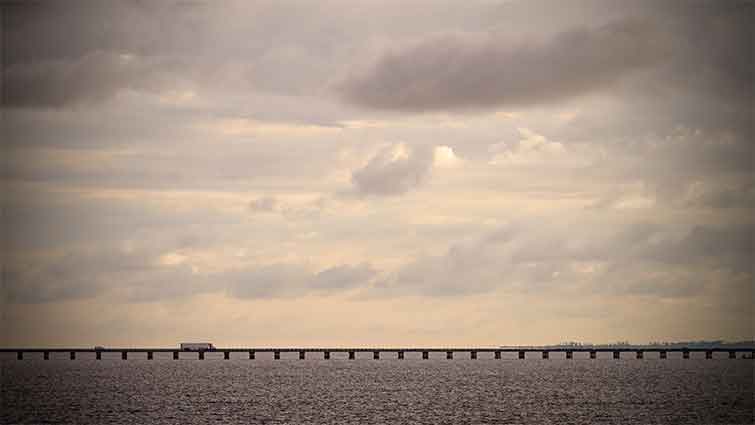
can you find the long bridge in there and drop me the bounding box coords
[2,347,754,361]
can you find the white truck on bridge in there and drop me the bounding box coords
[180,342,215,351]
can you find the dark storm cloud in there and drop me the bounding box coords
[340,2,753,112]
[340,18,666,111]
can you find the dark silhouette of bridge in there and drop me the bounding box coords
[3,347,754,361]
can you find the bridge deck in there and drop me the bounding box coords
[2,347,753,353]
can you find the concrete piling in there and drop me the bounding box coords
[470,351,477,360]
[44,351,50,360]
[147,351,153,360]
[542,351,549,359]
[70,351,76,360]
[349,351,355,360]
[422,351,429,360]
[324,351,330,360]
[566,351,573,360]
[660,351,667,359]
[705,351,712,359]
[373,351,380,360]
[519,351,525,359]
[590,351,596,359]
[729,351,736,359]
[299,351,305,360]
[16,351,23,360]
[613,351,620,360]
[397,351,404,360]
[199,351,205,360]
[249,351,255,360]
[636,351,643,360]
[173,351,179,360]
[446,351,453,360]
[274,351,280,360]
[224,351,230,360]
[495,351,501,360]
[683,350,689,359]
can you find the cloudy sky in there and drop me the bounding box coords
[1,0,752,347]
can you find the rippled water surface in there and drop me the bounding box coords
[2,354,753,424]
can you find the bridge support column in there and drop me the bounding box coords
[95,351,102,360]
[566,351,573,360]
[70,351,76,360]
[495,351,501,360]
[224,351,230,360]
[16,351,23,360]
[471,351,477,360]
[274,351,280,360]
[542,351,549,359]
[44,351,50,360]
[729,351,736,359]
[636,351,643,360]
[518,351,525,359]
[446,351,453,360]
[199,351,205,360]
[397,351,404,360]
[249,351,255,360]
[173,351,179,360]
[122,351,127,360]
[590,351,596,359]
[613,351,620,360]
[660,351,667,359]
[422,351,429,360]
[324,351,330,360]
[705,351,712,359]
[147,351,153,360]
[373,351,379,360]
[348,351,355,360]
[683,350,689,359]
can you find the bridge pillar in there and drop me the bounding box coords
[299,351,305,360]
[224,351,230,360]
[274,351,280,360]
[613,351,620,360]
[122,351,127,360]
[636,351,643,360]
[446,351,453,360]
[590,351,596,359]
[495,351,501,360]
[147,351,153,360]
[44,351,50,360]
[397,351,404,360]
[70,351,76,360]
[683,350,689,359]
[518,351,525,359]
[16,351,23,360]
[422,351,429,360]
[348,351,355,360]
[324,351,330,360]
[728,351,736,359]
[373,351,380,360]
[705,351,712,359]
[660,351,667,359]
[542,351,549,359]
[566,351,573,360]
[470,351,477,360]
[199,351,205,360]
[249,351,255,360]
[173,351,179,360]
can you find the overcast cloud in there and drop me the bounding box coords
[1,0,751,347]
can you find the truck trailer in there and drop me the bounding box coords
[180,342,215,351]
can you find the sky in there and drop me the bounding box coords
[1,0,752,347]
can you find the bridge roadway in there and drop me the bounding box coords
[3,347,754,360]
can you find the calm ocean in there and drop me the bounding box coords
[2,353,753,424]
